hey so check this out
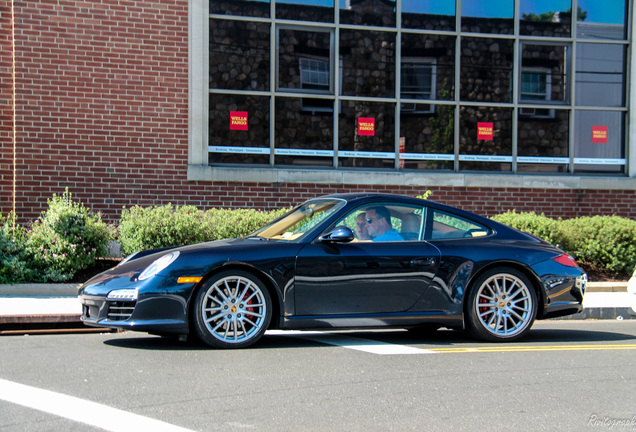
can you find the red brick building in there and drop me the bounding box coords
[2,1,635,224]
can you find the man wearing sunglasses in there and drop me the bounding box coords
[365,206,404,242]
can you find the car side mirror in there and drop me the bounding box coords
[319,226,355,243]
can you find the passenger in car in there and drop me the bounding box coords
[366,206,404,242]
[355,212,372,240]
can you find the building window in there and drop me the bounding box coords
[401,59,436,114]
[278,28,332,93]
[300,57,330,91]
[521,68,550,101]
[200,0,630,177]
[520,67,555,118]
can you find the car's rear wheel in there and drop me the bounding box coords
[194,271,272,349]
[466,267,537,342]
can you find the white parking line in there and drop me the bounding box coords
[0,378,195,432]
[266,330,436,355]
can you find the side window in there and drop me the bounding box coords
[427,210,490,240]
[333,204,424,242]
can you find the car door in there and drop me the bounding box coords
[293,204,441,316]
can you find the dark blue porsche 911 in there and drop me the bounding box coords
[79,193,587,348]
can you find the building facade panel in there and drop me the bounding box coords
[1,0,636,225]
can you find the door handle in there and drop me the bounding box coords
[411,257,436,267]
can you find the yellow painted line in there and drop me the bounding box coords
[429,344,636,354]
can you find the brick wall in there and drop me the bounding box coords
[4,0,190,222]
[168,182,636,221]
[1,1,635,225]
[1,3,15,212]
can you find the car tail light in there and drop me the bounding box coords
[553,254,579,268]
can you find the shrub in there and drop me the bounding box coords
[118,204,216,256]
[0,213,40,283]
[561,216,636,275]
[490,210,566,248]
[493,211,636,277]
[207,208,289,241]
[25,189,113,282]
[118,204,289,255]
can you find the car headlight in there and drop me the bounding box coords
[138,251,180,281]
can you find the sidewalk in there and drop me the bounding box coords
[0,282,634,332]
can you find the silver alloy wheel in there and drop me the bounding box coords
[200,274,268,344]
[474,273,533,338]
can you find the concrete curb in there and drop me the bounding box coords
[0,284,80,297]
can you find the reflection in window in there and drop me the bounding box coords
[575,43,625,107]
[210,0,270,18]
[338,100,396,169]
[459,106,513,172]
[276,0,334,22]
[520,43,569,108]
[461,0,514,34]
[519,74,556,118]
[520,0,572,37]
[460,37,513,103]
[401,34,455,100]
[521,69,550,101]
[210,20,270,91]
[402,0,455,31]
[401,60,435,113]
[275,98,334,167]
[576,0,627,40]
[574,110,625,174]
[339,0,396,27]
[400,105,454,171]
[300,58,330,90]
[209,94,271,165]
[340,30,396,98]
[278,29,332,92]
[518,110,569,173]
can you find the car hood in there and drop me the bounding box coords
[81,237,303,288]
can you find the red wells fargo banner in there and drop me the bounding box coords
[358,117,375,136]
[477,122,493,141]
[230,111,248,131]
[592,126,608,144]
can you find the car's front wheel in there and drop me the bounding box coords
[466,267,537,342]
[193,271,272,349]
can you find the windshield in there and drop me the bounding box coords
[252,198,346,241]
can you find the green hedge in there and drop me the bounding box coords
[1,190,113,283]
[490,210,566,248]
[3,192,636,283]
[491,211,636,275]
[118,205,289,256]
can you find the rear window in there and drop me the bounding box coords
[427,209,491,240]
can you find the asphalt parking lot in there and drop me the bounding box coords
[1,320,636,432]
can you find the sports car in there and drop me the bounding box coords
[79,193,587,348]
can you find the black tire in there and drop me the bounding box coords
[466,267,537,342]
[193,270,272,349]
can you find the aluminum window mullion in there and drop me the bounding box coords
[395,0,402,170]
[270,3,276,167]
[333,2,340,169]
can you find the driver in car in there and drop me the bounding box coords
[365,206,404,242]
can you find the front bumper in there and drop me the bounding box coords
[78,272,196,335]
[80,293,190,334]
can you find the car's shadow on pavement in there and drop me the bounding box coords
[102,323,636,351]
